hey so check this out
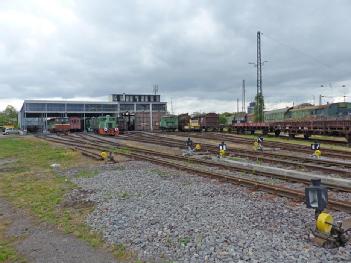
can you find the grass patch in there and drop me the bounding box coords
[179,236,191,247]
[228,156,245,162]
[112,147,131,155]
[118,191,130,200]
[75,169,99,178]
[0,219,25,263]
[0,137,140,262]
[149,168,169,177]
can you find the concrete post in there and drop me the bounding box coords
[150,103,153,131]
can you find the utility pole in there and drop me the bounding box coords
[257,31,262,96]
[170,98,174,115]
[249,31,267,122]
[242,80,246,112]
[237,98,239,113]
[153,84,159,95]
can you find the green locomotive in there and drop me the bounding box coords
[87,115,119,136]
[160,115,178,131]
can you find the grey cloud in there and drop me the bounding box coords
[0,0,350,108]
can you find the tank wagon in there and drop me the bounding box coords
[89,115,119,136]
[160,115,178,131]
[48,117,70,134]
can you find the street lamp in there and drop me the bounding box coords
[320,84,347,103]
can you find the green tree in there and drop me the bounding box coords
[254,94,265,122]
[219,114,227,125]
[0,105,18,127]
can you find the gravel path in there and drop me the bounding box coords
[73,161,351,263]
[0,198,117,263]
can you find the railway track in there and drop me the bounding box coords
[264,133,349,147]
[172,132,351,160]
[37,133,351,213]
[120,132,351,178]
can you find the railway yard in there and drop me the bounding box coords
[1,131,350,262]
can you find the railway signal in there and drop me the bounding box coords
[311,142,321,158]
[305,179,351,248]
[254,136,264,151]
[311,143,320,150]
[186,137,193,150]
[218,141,227,157]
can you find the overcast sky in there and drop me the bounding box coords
[0,0,350,113]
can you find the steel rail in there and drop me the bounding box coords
[115,133,351,178]
[39,135,351,213]
[178,132,351,160]
[71,134,351,193]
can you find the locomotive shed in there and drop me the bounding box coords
[31,131,351,262]
[18,93,167,133]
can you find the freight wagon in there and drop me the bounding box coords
[160,115,178,131]
[200,113,219,131]
[69,117,82,131]
[178,113,190,131]
[232,102,351,141]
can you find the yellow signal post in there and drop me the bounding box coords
[253,141,259,151]
[100,151,108,160]
[219,149,226,157]
[195,144,201,151]
[316,212,334,234]
[314,149,322,159]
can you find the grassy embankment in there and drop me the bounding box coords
[0,137,138,262]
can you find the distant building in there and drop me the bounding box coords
[247,101,256,114]
[110,94,160,103]
[19,93,167,132]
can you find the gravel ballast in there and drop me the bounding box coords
[72,161,351,262]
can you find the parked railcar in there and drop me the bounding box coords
[178,113,190,131]
[264,108,291,122]
[48,117,70,134]
[160,115,178,131]
[200,113,219,131]
[319,102,351,119]
[286,104,321,120]
[89,115,119,136]
[69,117,82,131]
[188,115,201,131]
[232,112,247,124]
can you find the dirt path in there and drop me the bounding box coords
[0,198,117,263]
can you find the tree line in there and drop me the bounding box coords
[0,105,18,128]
